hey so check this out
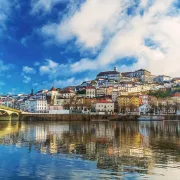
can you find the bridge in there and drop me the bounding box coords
[0,106,22,121]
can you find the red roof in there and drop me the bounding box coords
[96,99,113,103]
[172,93,180,97]
[96,100,113,103]
[86,86,96,89]
[50,86,56,91]
[61,88,74,93]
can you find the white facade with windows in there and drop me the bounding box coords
[139,104,151,114]
[156,75,172,82]
[93,101,114,113]
[27,100,48,113]
[86,87,96,98]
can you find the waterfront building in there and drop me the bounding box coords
[27,99,48,113]
[117,95,140,114]
[139,95,150,105]
[139,104,151,114]
[49,105,69,114]
[92,100,114,114]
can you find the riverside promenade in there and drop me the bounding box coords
[20,113,180,121]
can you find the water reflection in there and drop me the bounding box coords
[0,120,180,179]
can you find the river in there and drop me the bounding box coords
[0,120,180,179]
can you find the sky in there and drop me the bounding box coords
[0,0,180,94]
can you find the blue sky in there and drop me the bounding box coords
[0,0,180,94]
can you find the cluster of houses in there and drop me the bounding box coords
[0,68,180,115]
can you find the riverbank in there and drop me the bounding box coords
[20,114,180,121]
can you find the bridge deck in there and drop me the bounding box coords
[0,106,22,113]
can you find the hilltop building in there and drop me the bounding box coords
[96,67,121,82]
[122,69,151,79]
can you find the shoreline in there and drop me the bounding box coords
[20,114,180,121]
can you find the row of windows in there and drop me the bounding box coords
[97,105,113,108]
[37,107,47,110]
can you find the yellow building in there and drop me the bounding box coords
[117,95,140,113]
[130,96,140,107]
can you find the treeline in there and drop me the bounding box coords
[149,89,180,98]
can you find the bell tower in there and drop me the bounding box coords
[114,67,117,72]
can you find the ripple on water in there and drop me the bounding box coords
[0,121,180,179]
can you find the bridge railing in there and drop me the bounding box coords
[0,106,22,113]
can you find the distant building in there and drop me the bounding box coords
[155,75,172,83]
[172,78,180,84]
[33,89,48,100]
[171,93,180,102]
[86,86,96,98]
[122,69,151,79]
[141,75,156,83]
[96,67,121,81]
[96,87,113,97]
[59,89,75,99]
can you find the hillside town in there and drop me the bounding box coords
[1,68,180,115]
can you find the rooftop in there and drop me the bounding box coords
[86,86,96,89]
[97,71,120,77]
[50,86,56,91]
[172,93,180,97]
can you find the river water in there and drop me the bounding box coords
[0,120,180,180]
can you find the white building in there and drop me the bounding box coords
[156,75,172,83]
[139,104,151,114]
[139,95,149,105]
[33,89,48,100]
[86,86,96,98]
[27,100,48,113]
[96,67,121,81]
[112,90,119,102]
[92,100,114,114]
[59,89,75,99]
[49,105,70,114]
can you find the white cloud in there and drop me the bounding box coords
[31,0,66,14]
[53,77,81,87]
[34,61,40,66]
[23,66,36,74]
[0,60,14,76]
[41,0,130,48]
[32,83,39,87]
[8,88,16,95]
[0,0,12,32]
[44,0,179,77]
[0,60,10,71]
[39,59,69,78]
[23,76,31,84]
